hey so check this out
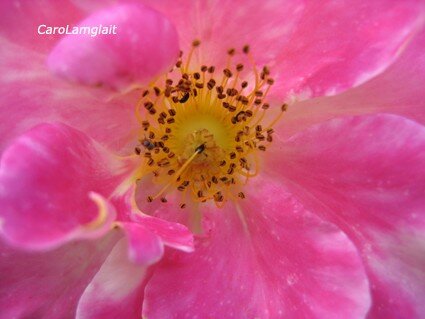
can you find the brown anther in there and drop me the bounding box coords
[144,152,151,158]
[179,92,190,103]
[212,176,218,184]
[229,152,236,159]
[176,61,182,68]
[149,108,157,115]
[267,135,273,142]
[228,105,237,112]
[166,79,173,86]
[267,78,275,85]
[255,91,263,97]
[254,98,262,105]
[167,152,175,158]
[281,103,288,111]
[193,72,201,80]
[227,48,236,56]
[134,147,141,155]
[168,109,177,116]
[154,87,161,96]
[201,65,208,72]
[236,146,244,153]
[148,131,155,139]
[256,125,263,132]
[208,66,215,73]
[267,128,274,134]
[245,110,253,117]
[223,68,233,78]
[241,81,248,88]
[192,39,201,47]
[207,79,216,90]
[168,169,175,175]
[197,190,203,198]
[195,83,204,89]
[258,145,267,151]
[262,103,270,110]
[226,88,238,96]
[238,192,246,199]
[160,197,167,203]
[219,160,227,167]
[242,45,250,54]
[144,101,154,110]
[167,118,175,124]
[147,158,154,166]
[165,127,172,133]
[236,63,244,72]
[180,203,186,209]
[216,86,224,94]
[147,196,153,203]
[158,117,165,125]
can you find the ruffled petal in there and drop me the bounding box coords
[269,0,425,99]
[0,38,139,154]
[0,123,137,250]
[47,3,179,89]
[0,231,119,319]
[146,0,425,99]
[278,27,425,138]
[268,114,425,318]
[143,179,370,319]
[76,238,147,319]
[111,187,194,264]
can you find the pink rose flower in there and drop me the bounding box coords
[1,1,425,318]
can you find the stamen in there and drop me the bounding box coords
[133,41,287,207]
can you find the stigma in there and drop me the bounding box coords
[134,40,286,208]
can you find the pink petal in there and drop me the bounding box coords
[47,3,179,89]
[144,0,305,67]
[268,114,425,318]
[116,222,164,265]
[146,0,424,99]
[270,0,425,99]
[0,231,119,319]
[143,179,370,318]
[0,123,137,250]
[0,38,139,154]
[279,26,425,138]
[112,187,194,264]
[76,238,148,319]
[0,0,85,53]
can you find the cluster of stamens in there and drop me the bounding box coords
[134,40,286,208]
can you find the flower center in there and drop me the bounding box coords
[134,41,286,208]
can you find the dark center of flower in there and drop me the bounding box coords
[134,40,286,208]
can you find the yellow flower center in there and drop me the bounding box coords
[134,41,286,208]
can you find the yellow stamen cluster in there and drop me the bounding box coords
[134,41,286,208]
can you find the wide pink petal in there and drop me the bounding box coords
[144,0,305,67]
[0,123,137,250]
[47,3,179,89]
[0,231,119,319]
[116,222,164,265]
[278,26,425,138]
[146,0,424,99]
[143,179,370,319]
[76,238,148,319]
[268,114,425,318]
[0,38,139,154]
